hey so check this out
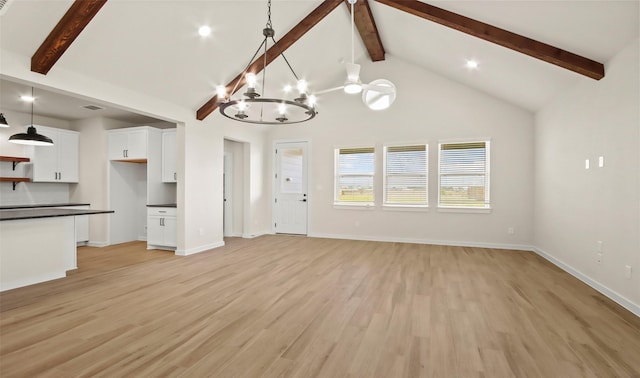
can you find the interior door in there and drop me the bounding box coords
[274,142,308,235]
[223,152,233,237]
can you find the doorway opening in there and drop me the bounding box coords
[223,139,246,237]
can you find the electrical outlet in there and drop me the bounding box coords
[625,265,632,279]
[585,159,590,169]
[507,227,515,235]
[598,156,605,168]
[596,253,603,264]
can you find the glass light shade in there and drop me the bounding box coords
[296,80,308,94]
[216,85,227,98]
[245,73,257,88]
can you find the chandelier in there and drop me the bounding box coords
[217,0,317,125]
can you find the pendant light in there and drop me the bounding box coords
[9,88,54,146]
[0,113,9,127]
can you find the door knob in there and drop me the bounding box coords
[300,199,307,202]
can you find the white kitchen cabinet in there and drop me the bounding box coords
[108,128,148,161]
[147,207,176,250]
[162,129,177,183]
[26,126,79,183]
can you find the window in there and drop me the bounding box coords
[334,147,375,205]
[383,144,428,206]
[438,141,490,208]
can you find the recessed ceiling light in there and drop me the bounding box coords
[198,25,211,37]
[20,95,35,102]
[466,60,479,69]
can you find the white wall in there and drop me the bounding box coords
[534,39,640,314]
[269,56,535,248]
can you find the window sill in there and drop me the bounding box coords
[437,206,492,214]
[383,205,429,212]
[333,203,376,210]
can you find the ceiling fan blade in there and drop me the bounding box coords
[314,86,345,95]
[361,83,395,94]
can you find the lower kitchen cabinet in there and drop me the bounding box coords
[147,207,176,250]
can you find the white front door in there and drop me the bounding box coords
[274,142,308,235]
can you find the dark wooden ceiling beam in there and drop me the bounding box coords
[197,0,344,121]
[345,0,385,62]
[375,0,604,80]
[31,0,108,75]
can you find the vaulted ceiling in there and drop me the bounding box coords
[0,1,638,122]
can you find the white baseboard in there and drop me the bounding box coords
[242,230,273,239]
[307,232,534,252]
[87,241,109,247]
[534,247,640,318]
[0,271,66,292]
[175,240,225,256]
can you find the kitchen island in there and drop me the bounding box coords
[0,208,114,291]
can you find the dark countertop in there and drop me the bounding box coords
[0,208,114,222]
[147,204,177,208]
[0,203,90,210]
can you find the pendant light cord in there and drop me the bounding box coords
[30,87,34,126]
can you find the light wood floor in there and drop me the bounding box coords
[1,236,639,377]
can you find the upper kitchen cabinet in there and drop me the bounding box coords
[25,125,79,183]
[162,129,177,183]
[108,127,150,162]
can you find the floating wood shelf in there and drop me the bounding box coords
[0,177,31,190]
[112,159,147,164]
[1,156,32,189]
[0,156,31,170]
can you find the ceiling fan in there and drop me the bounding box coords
[316,0,396,110]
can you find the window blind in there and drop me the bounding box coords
[384,144,427,206]
[335,147,375,204]
[439,141,490,208]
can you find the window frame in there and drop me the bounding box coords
[437,139,491,212]
[334,146,376,207]
[382,143,429,209]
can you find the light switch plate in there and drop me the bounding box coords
[598,156,604,168]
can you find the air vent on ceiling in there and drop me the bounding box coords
[0,0,15,16]
[83,104,104,111]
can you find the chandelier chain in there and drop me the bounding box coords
[266,0,272,29]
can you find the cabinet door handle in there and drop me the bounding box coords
[58,172,61,180]
[174,172,176,180]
